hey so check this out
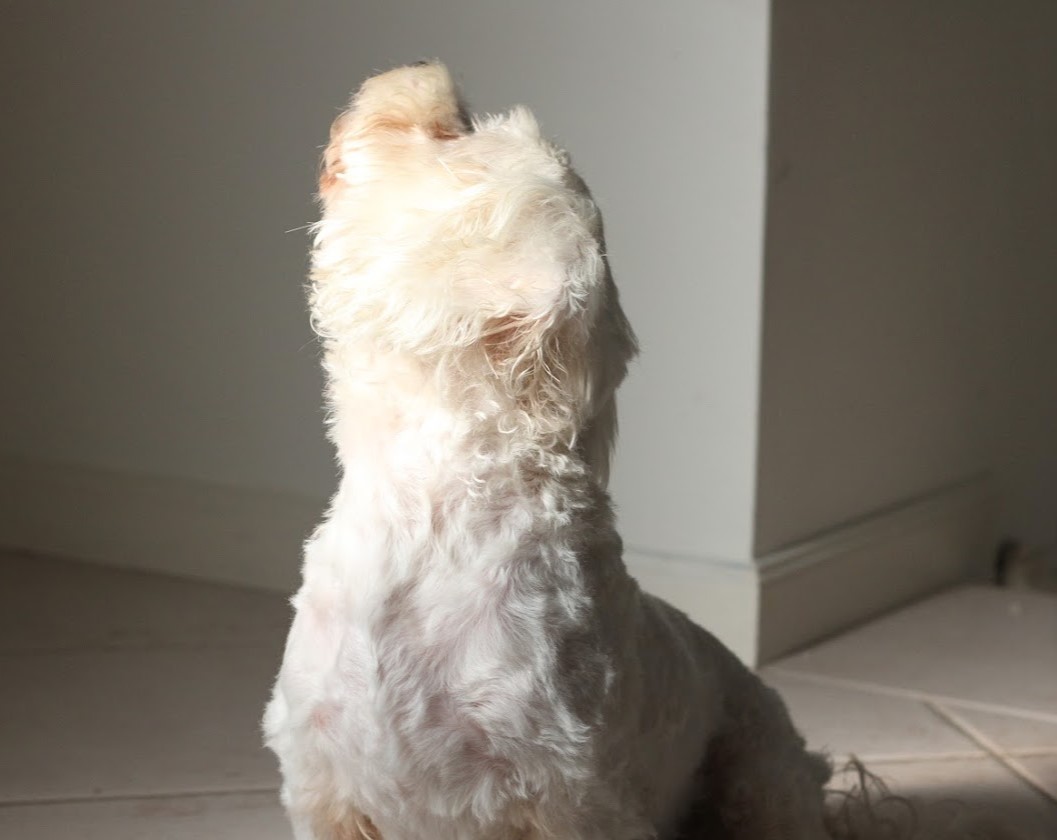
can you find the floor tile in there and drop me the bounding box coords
[830,757,1057,840]
[0,647,282,801]
[0,550,291,653]
[1018,755,1057,802]
[762,669,982,762]
[774,586,1057,717]
[944,706,1057,756]
[0,791,289,840]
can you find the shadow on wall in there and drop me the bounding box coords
[757,0,1057,564]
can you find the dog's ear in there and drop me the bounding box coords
[574,273,638,487]
[479,307,590,446]
[474,255,635,482]
[459,241,607,445]
[321,62,467,193]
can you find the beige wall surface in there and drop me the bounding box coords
[4,1,1052,594]
[757,2,1057,557]
[0,2,772,562]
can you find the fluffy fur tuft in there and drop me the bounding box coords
[821,761,1029,840]
[264,63,1026,840]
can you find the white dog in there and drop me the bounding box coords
[263,63,1006,840]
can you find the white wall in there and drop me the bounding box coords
[981,5,1057,557]
[1,3,333,502]
[757,1,1057,561]
[6,1,1052,662]
[1,2,772,564]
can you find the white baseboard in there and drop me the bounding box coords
[1,457,995,667]
[755,476,997,662]
[0,456,323,593]
[626,476,996,666]
[623,548,761,665]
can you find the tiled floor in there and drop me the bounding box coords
[759,585,1057,838]
[0,551,290,838]
[1,549,1055,838]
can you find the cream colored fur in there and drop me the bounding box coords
[262,63,1011,840]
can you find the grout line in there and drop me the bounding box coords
[830,750,988,766]
[863,748,1057,761]
[927,702,1057,808]
[1007,747,1057,758]
[0,786,280,810]
[766,667,1057,726]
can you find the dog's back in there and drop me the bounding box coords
[263,63,1029,840]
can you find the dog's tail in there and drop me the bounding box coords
[823,759,1035,840]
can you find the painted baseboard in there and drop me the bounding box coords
[0,457,995,667]
[623,548,762,665]
[754,476,997,662]
[0,456,323,593]
[625,476,996,666]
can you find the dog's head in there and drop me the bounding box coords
[311,62,637,484]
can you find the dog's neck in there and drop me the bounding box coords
[324,345,587,500]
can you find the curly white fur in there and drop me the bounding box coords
[263,63,1007,840]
